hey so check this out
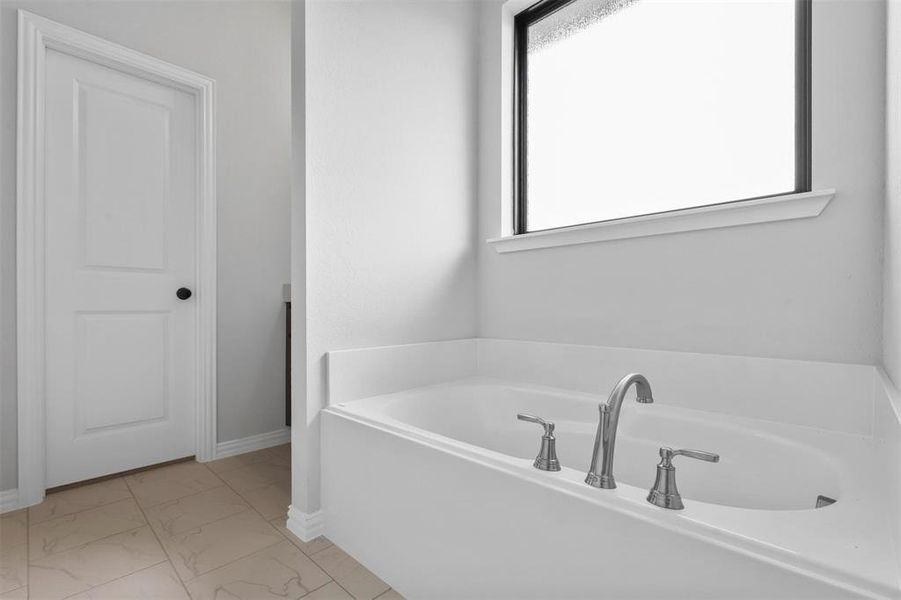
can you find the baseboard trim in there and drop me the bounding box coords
[0,489,20,514]
[214,428,290,460]
[287,505,324,542]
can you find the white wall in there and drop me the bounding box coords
[295,0,479,513]
[478,0,886,366]
[886,0,901,386]
[0,0,292,492]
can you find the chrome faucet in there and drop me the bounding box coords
[585,373,654,489]
[517,413,561,471]
[646,446,719,510]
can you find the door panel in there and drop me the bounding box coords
[44,47,197,487]
[78,82,170,271]
[76,312,169,435]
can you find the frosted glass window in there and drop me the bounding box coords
[516,0,809,233]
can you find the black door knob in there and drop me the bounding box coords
[176,287,192,300]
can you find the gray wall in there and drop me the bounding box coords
[478,0,886,366]
[0,0,292,491]
[886,0,901,386]
[294,0,480,513]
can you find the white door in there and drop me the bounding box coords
[43,46,198,487]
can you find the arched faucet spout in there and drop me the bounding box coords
[585,373,654,489]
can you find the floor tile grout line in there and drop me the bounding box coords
[307,543,392,600]
[27,496,144,544]
[162,456,303,583]
[210,450,393,599]
[123,472,194,599]
[26,523,149,565]
[26,497,148,562]
[18,450,290,600]
[175,534,320,592]
[162,451,342,592]
[300,578,340,598]
[177,535,288,586]
[27,478,132,527]
[306,545,381,600]
[25,480,133,574]
[212,456,288,527]
[130,481,231,512]
[131,460,289,587]
[129,463,228,511]
[142,495,265,541]
[56,559,170,600]
[28,502,131,528]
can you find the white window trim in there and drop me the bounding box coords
[488,189,834,253]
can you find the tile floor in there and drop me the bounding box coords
[0,445,401,600]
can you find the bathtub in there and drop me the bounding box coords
[321,377,899,599]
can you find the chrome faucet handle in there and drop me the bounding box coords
[663,448,719,465]
[517,413,554,435]
[647,446,719,510]
[517,413,561,472]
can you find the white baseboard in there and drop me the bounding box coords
[0,489,20,514]
[214,428,290,460]
[287,505,324,542]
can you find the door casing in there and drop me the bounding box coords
[16,10,217,507]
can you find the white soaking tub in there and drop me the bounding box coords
[321,378,900,599]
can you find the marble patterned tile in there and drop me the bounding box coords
[28,526,166,600]
[29,478,133,524]
[0,586,27,599]
[126,462,223,509]
[145,486,249,537]
[216,461,289,494]
[303,581,354,600]
[29,498,146,560]
[66,561,189,600]
[157,508,283,581]
[185,539,330,600]
[238,481,290,520]
[0,511,27,548]
[268,518,333,556]
[206,449,277,475]
[310,546,389,600]
[375,589,405,600]
[0,543,27,594]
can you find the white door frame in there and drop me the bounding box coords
[16,10,217,507]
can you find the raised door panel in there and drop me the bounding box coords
[77,82,170,271]
[76,312,170,435]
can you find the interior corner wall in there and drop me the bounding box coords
[297,0,480,513]
[0,0,292,492]
[885,0,901,386]
[478,0,886,366]
[289,0,311,514]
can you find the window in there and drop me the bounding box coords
[514,0,811,234]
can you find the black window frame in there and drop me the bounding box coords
[513,0,812,235]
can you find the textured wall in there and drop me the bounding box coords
[478,0,886,366]
[885,0,901,386]
[296,0,480,512]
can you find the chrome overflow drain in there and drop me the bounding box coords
[815,495,836,508]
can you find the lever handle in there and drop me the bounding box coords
[517,413,560,471]
[659,447,719,467]
[517,413,555,436]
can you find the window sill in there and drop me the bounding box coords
[487,189,835,254]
